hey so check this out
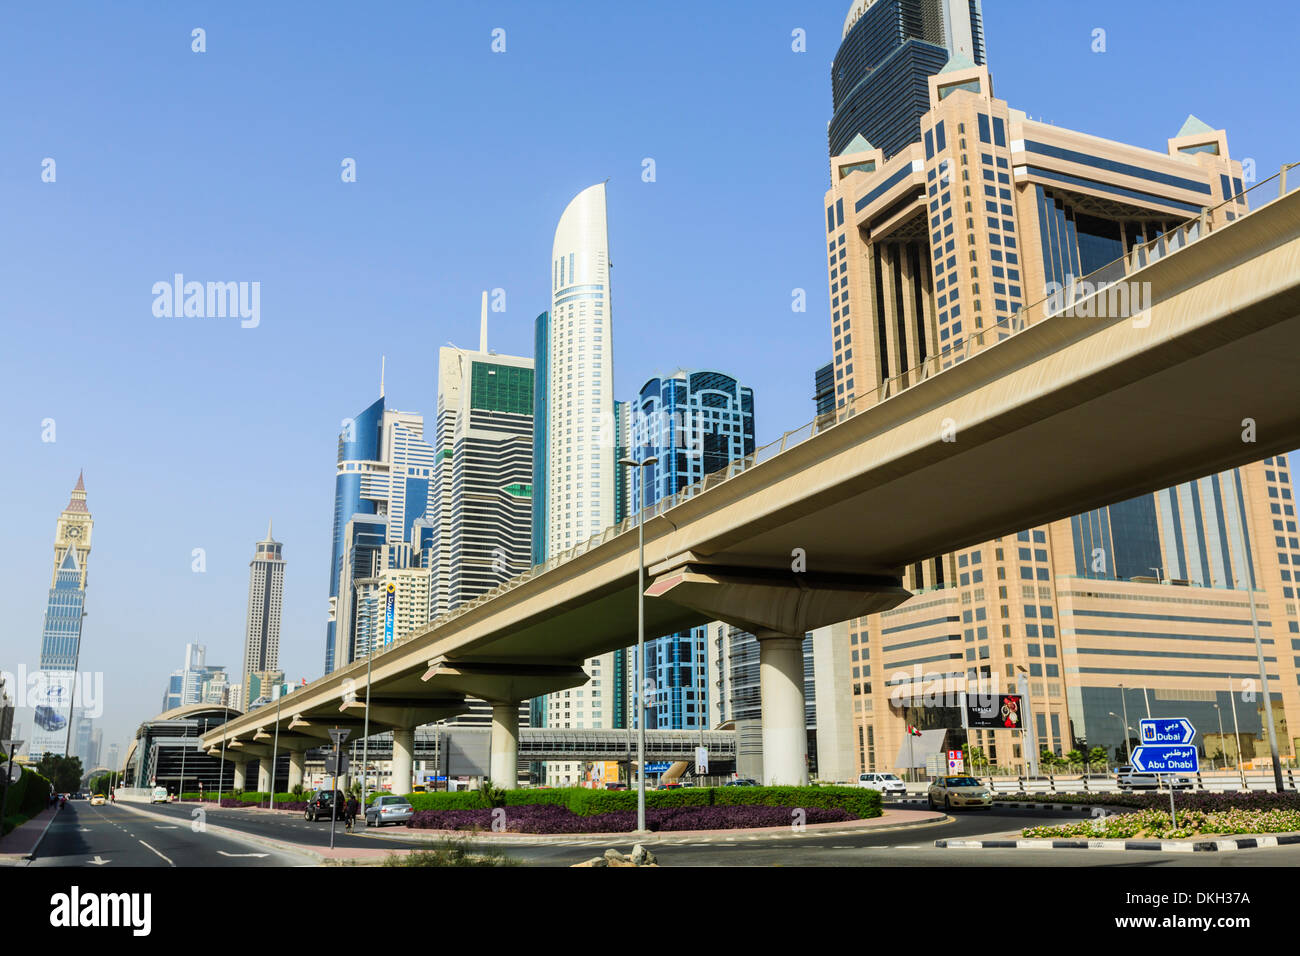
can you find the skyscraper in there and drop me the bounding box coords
[632,370,756,730]
[821,50,1298,774]
[546,183,615,556]
[415,304,536,731]
[32,473,93,758]
[433,313,535,609]
[829,0,985,159]
[241,523,285,709]
[535,183,623,780]
[324,382,437,673]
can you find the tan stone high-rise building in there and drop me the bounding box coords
[822,57,1298,777]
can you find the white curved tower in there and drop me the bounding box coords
[547,182,614,556]
[541,184,619,770]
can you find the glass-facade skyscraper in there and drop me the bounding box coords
[631,370,755,730]
[324,390,437,673]
[829,0,985,159]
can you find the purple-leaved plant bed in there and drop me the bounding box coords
[408,803,855,834]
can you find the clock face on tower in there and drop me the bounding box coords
[65,525,82,539]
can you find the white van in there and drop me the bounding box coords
[856,772,906,795]
[150,786,169,804]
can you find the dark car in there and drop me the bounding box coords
[723,778,759,787]
[304,788,345,822]
[604,781,629,790]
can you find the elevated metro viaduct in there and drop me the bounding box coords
[204,187,1300,790]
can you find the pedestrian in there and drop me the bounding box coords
[109,789,115,804]
[345,793,359,832]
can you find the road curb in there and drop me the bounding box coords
[894,797,1100,815]
[357,812,952,846]
[114,801,328,863]
[935,832,1300,852]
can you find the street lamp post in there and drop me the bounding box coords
[1213,704,1226,772]
[268,686,283,810]
[1231,482,1284,793]
[217,706,229,804]
[619,454,658,834]
[1229,678,1246,788]
[1119,684,1132,764]
[358,578,376,826]
[1108,712,1129,766]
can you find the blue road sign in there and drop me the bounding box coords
[1139,717,1195,745]
[1131,744,1199,774]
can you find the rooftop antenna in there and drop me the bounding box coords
[379,355,386,398]
[479,291,488,353]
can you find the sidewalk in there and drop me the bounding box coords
[0,805,60,863]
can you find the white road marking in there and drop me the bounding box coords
[87,855,110,865]
[138,840,175,866]
[217,850,269,858]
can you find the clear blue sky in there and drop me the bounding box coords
[2,1,1296,761]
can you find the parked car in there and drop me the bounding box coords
[856,772,907,796]
[303,788,345,821]
[655,781,684,790]
[927,775,992,811]
[150,786,169,804]
[603,781,628,790]
[1115,766,1193,791]
[90,794,106,806]
[365,794,414,827]
[723,778,759,787]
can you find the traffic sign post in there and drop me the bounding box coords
[1133,718,1197,827]
[328,728,351,850]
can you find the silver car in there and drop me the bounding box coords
[365,794,414,827]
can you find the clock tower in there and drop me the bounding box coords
[52,471,93,588]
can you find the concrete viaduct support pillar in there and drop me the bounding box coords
[757,635,809,786]
[288,750,305,791]
[392,728,415,797]
[489,703,520,788]
[257,760,272,793]
[232,759,247,791]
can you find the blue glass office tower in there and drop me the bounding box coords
[632,370,755,730]
[325,395,384,673]
[829,0,985,159]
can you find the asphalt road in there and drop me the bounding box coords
[26,800,318,867]
[122,799,437,853]
[46,800,1300,868]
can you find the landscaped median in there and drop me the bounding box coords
[1024,805,1300,841]
[402,785,882,834]
[935,791,1300,852]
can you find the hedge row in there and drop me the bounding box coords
[1,764,53,835]
[399,786,882,819]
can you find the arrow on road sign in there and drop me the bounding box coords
[1131,744,1199,774]
[1139,717,1195,745]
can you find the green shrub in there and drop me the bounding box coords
[502,787,569,809]
[404,791,486,811]
[711,784,881,818]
